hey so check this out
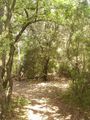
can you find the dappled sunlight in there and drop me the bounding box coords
[31,98,49,104]
[13,79,86,120]
[24,100,60,120]
[65,115,72,120]
[24,103,72,120]
[37,81,69,90]
[37,83,46,87]
[13,79,69,100]
[25,104,59,113]
[12,79,71,120]
[27,110,48,120]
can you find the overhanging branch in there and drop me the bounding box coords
[14,18,62,43]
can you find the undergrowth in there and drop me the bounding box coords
[5,96,31,120]
[61,81,90,110]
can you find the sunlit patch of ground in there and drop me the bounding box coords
[12,78,89,120]
[24,100,72,120]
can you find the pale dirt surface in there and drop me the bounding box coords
[12,78,90,120]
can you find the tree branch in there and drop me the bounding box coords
[14,18,64,44]
[24,8,29,19]
[35,0,39,21]
[11,0,16,11]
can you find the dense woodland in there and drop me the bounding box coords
[0,0,90,120]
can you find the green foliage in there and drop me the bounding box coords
[14,96,31,106]
[0,0,90,116]
[58,63,71,77]
[62,80,90,109]
[23,47,42,79]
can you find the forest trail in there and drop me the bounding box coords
[12,78,88,120]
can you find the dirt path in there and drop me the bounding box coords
[12,78,89,120]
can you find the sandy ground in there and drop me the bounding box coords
[12,78,89,120]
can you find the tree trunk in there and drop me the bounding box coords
[42,57,50,81]
[0,0,41,118]
[0,43,15,119]
[0,3,7,119]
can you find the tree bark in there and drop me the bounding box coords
[42,57,50,81]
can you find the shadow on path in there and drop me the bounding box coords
[12,78,90,120]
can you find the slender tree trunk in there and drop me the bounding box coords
[43,57,50,81]
[0,66,6,120]
[0,3,7,119]
[0,43,15,119]
[0,0,41,118]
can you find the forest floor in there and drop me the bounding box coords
[12,77,90,120]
